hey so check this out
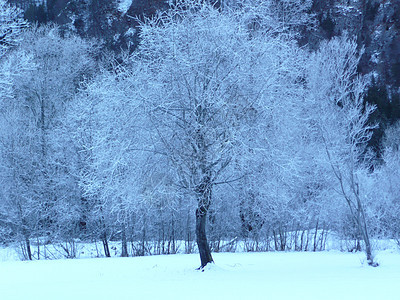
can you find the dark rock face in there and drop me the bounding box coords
[359,1,400,87]
[358,0,400,156]
[8,1,167,50]
[128,0,168,18]
[9,0,399,79]
[308,1,399,86]
[308,0,400,157]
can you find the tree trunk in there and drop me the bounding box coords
[186,210,192,254]
[25,237,32,261]
[194,173,214,269]
[196,208,213,269]
[357,203,376,266]
[354,187,377,266]
[101,231,110,257]
[121,224,128,257]
[99,208,110,257]
[364,235,373,264]
[273,230,278,251]
[170,215,176,254]
[313,219,319,252]
[279,226,286,251]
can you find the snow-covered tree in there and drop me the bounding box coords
[0,25,98,258]
[307,35,378,266]
[129,0,303,267]
[0,0,27,57]
[235,0,315,36]
[0,50,36,258]
[67,64,153,257]
[369,123,400,242]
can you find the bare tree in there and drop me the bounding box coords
[307,35,378,266]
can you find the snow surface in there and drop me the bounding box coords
[0,251,399,300]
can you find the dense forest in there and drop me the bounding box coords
[0,0,399,268]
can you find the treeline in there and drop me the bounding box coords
[0,0,399,267]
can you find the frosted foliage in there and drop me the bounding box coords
[0,0,398,268]
[307,35,377,265]
[0,26,98,258]
[0,0,27,57]
[383,121,400,151]
[236,0,315,35]
[135,1,302,194]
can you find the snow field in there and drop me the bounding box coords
[0,251,399,300]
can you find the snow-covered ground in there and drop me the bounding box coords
[0,250,399,300]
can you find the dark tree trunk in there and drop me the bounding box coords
[170,215,176,254]
[313,219,319,252]
[273,230,278,251]
[358,205,376,266]
[196,208,213,269]
[353,187,377,266]
[25,237,32,261]
[20,214,32,260]
[121,224,128,257]
[99,208,110,257]
[102,235,110,257]
[101,229,110,258]
[194,174,214,269]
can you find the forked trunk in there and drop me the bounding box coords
[102,230,111,257]
[99,209,110,257]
